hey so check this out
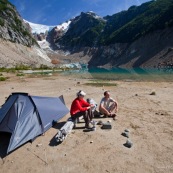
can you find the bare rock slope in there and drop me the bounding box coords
[0,39,52,68]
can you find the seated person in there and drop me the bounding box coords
[70,90,94,129]
[99,90,118,118]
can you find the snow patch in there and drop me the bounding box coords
[24,19,71,34]
[55,21,71,32]
[33,47,51,62]
[37,39,51,49]
[24,19,55,34]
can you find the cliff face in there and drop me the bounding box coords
[0,0,36,46]
[88,27,173,68]
[56,12,106,50]
[0,0,52,67]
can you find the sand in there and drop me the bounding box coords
[0,72,173,173]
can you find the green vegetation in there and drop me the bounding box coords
[59,12,106,47]
[101,0,173,44]
[0,0,8,11]
[84,82,117,87]
[0,0,37,46]
[0,17,4,26]
[0,67,15,73]
[0,64,64,73]
[59,0,173,47]
[0,65,38,72]
[14,64,30,70]
[0,71,9,81]
[0,76,7,81]
[16,73,25,76]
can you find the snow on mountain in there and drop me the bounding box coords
[87,11,103,20]
[24,19,55,34]
[37,40,50,49]
[24,19,71,34]
[55,20,71,32]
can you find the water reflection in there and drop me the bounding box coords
[62,67,173,82]
[89,68,173,81]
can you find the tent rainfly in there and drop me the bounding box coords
[0,93,69,154]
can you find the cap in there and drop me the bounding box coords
[77,90,86,96]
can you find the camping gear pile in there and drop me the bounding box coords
[55,117,74,143]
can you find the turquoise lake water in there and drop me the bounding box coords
[62,67,173,82]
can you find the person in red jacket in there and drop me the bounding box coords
[70,90,94,129]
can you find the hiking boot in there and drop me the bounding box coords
[111,114,116,118]
[103,114,108,118]
[85,124,93,129]
[111,113,117,120]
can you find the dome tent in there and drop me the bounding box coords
[0,93,69,154]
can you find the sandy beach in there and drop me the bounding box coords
[0,72,173,173]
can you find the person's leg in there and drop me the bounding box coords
[83,110,92,128]
[99,106,110,117]
[71,112,84,127]
[87,108,93,122]
[108,102,116,114]
[108,102,118,119]
[71,112,82,120]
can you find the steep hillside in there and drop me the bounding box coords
[0,0,36,46]
[50,0,173,68]
[55,12,106,50]
[0,38,51,68]
[88,27,173,68]
[54,0,173,49]
[0,0,52,67]
[102,0,173,44]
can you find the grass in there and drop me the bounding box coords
[0,76,8,81]
[84,82,117,87]
[0,65,67,73]
[16,73,25,76]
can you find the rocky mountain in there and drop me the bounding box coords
[46,20,71,50]
[0,0,35,46]
[0,0,52,67]
[48,0,173,68]
[1,0,173,69]
[56,12,106,50]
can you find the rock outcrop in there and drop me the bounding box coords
[88,27,173,68]
[0,0,52,67]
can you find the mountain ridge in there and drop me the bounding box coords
[0,0,173,68]
[40,0,173,69]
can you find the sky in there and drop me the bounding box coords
[9,0,151,26]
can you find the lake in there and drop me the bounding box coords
[62,67,173,82]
